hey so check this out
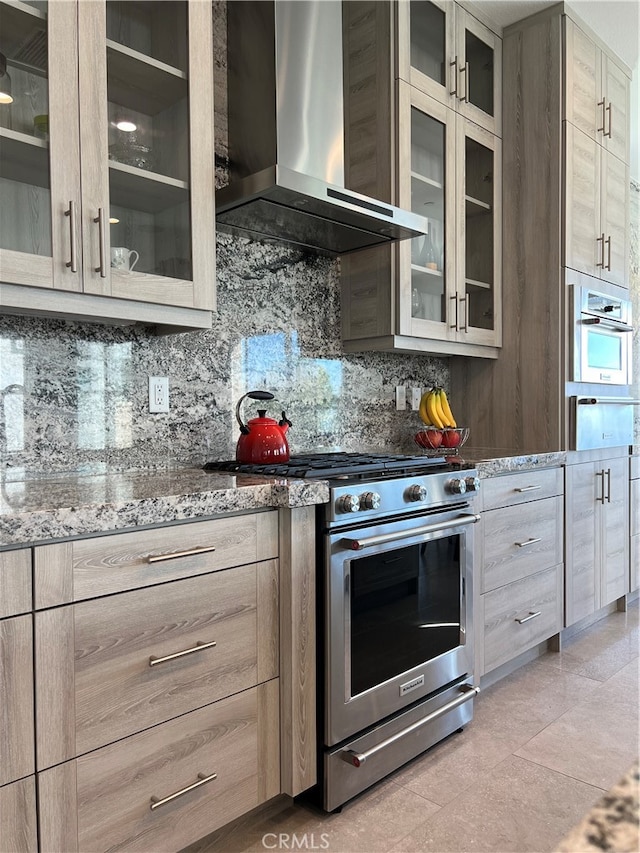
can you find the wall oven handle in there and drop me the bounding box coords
[577,397,640,405]
[342,513,481,551]
[340,684,480,767]
[581,316,632,332]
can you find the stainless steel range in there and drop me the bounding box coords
[205,452,481,811]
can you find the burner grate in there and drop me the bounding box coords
[204,452,448,479]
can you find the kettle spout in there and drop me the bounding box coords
[279,411,292,434]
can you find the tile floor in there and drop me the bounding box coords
[191,601,639,853]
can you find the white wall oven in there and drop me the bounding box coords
[572,284,633,386]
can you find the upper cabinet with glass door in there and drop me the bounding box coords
[0,0,214,330]
[397,0,502,137]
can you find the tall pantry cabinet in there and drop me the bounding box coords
[450,3,632,453]
[0,0,215,330]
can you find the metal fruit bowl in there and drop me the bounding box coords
[414,426,470,455]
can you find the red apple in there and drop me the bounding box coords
[417,429,443,449]
[441,429,461,448]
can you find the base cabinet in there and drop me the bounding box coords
[565,457,629,627]
[0,777,38,853]
[476,468,564,677]
[631,456,639,593]
[38,682,279,853]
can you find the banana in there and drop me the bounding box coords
[418,391,433,425]
[432,389,450,428]
[425,389,445,428]
[439,388,457,428]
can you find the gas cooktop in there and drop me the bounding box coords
[203,451,467,480]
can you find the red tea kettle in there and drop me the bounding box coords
[235,390,292,463]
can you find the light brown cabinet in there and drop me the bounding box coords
[565,456,629,627]
[629,456,639,593]
[0,777,37,853]
[0,0,215,330]
[341,0,502,358]
[476,468,564,676]
[451,6,632,453]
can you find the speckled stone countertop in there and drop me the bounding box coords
[556,761,639,852]
[0,467,329,549]
[462,449,567,477]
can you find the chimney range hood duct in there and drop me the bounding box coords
[217,0,428,256]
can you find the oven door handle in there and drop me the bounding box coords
[342,513,481,551]
[340,684,480,767]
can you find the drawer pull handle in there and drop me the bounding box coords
[150,772,217,810]
[514,485,541,493]
[515,610,541,625]
[147,545,217,563]
[149,640,216,667]
[515,537,542,548]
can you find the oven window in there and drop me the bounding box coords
[349,537,462,696]
[587,331,622,371]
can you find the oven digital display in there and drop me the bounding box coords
[349,538,463,696]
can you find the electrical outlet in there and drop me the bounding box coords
[149,376,169,413]
[411,387,422,411]
[395,385,406,410]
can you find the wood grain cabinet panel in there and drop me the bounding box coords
[0,549,32,618]
[0,776,38,853]
[482,565,563,673]
[36,561,279,767]
[38,682,280,853]
[481,496,563,593]
[0,615,35,786]
[631,460,639,593]
[480,468,563,512]
[34,510,278,606]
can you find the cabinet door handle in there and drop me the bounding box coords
[605,467,611,503]
[605,236,612,271]
[64,201,78,272]
[596,469,605,503]
[93,208,107,277]
[606,102,613,138]
[459,295,468,331]
[149,639,217,667]
[515,537,542,548]
[449,295,459,329]
[449,57,459,96]
[150,772,217,810]
[515,610,541,624]
[596,233,606,267]
[146,545,217,563]
[459,61,469,102]
[597,99,606,133]
[514,485,541,493]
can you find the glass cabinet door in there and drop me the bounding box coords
[457,117,501,346]
[0,0,80,291]
[397,83,456,339]
[404,0,455,104]
[79,0,214,309]
[455,8,501,136]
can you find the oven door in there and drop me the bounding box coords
[325,506,478,746]
[575,317,633,385]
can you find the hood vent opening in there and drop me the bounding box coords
[217,0,428,256]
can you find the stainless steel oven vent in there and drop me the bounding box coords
[217,0,428,256]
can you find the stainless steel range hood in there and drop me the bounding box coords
[217,0,428,256]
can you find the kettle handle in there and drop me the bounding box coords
[236,390,275,434]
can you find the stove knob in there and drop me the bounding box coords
[447,478,467,495]
[337,494,360,513]
[406,484,428,503]
[361,491,381,510]
[464,476,481,493]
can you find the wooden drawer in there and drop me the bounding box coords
[34,510,278,607]
[0,549,32,618]
[0,776,37,853]
[482,564,563,674]
[480,467,563,512]
[38,681,280,853]
[1,615,35,786]
[481,496,563,592]
[36,561,279,768]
